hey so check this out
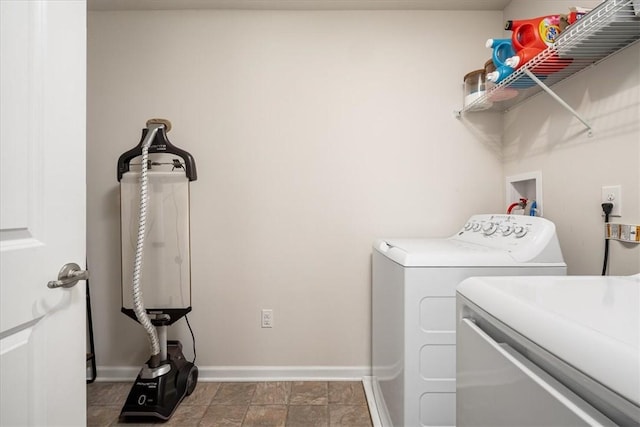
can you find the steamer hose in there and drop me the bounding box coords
[132,122,166,367]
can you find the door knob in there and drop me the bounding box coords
[47,262,89,289]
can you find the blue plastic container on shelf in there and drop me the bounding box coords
[485,38,542,89]
[486,38,515,84]
[487,38,515,68]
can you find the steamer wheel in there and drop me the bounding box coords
[185,365,198,396]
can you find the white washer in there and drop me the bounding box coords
[371,214,567,427]
[456,274,640,426]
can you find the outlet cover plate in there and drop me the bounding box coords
[601,185,621,217]
[261,309,273,328]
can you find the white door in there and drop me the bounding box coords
[0,1,87,426]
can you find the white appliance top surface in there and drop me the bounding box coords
[374,214,566,267]
[375,238,516,266]
[457,274,640,406]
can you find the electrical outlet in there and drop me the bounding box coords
[261,309,273,328]
[601,185,622,217]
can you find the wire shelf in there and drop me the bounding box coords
[461,0,640,114]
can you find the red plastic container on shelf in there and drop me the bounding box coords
[566,7,591,26]
[506,47,572,75]
[506,14,564,51]
[504,14,572,75]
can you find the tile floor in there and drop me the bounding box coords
[87,381,373,426]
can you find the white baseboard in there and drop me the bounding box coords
[362,376,383,427]
[95,365,371,382]
[94,366,139,382]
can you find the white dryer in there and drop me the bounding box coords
[371,214,567,427]
[456,274,640,426]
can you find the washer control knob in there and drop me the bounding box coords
[472,223,482,232]
[500,224,513,236]
[464,222,474,231]
[482,222,498,235]
[514,225,528,238]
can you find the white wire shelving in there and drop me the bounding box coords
[457,0,640,135]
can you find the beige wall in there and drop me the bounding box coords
[87,3,640,378]
[87,9,504,377]
[502,1,640,275]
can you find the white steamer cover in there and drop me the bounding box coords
[121,170,191,310]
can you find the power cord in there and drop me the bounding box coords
[185,314,197,364]
[601,202,613,275]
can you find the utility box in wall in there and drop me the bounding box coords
[506,171,542,216]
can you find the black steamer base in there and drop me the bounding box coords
[120,341,198,421]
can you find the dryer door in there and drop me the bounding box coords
[456,319,615,427]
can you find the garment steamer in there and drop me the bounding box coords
[117,119,198,420]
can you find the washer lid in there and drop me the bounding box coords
[375,238,528,267]
[457,274,640,406]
